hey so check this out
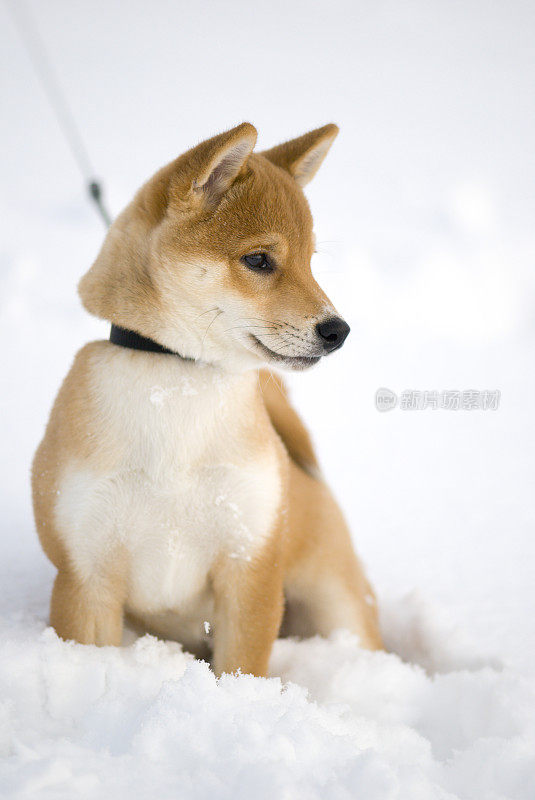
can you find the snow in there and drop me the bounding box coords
[1,0,535,797]
[1,604,535,799]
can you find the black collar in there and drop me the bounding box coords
[109,324,192,360]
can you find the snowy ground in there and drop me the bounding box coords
[1,1,534,797]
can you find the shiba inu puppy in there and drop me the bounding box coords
[32,123,382,677]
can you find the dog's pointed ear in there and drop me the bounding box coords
[172,123,257,208]
[261,124,339,187]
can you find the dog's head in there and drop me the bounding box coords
[79,123,349,371]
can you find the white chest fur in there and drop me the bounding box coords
[55,346,282,617]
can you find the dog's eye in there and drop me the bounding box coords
[241,253,274,273]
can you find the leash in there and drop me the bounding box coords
[5,0,112,228]
[5,2,191,358]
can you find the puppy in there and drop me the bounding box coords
[32,123,382,676]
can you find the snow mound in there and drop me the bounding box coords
[1,602,534,800]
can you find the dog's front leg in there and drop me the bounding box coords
[50,565,126,646]
[211,545,284,678]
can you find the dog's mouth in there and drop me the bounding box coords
[249,335,321,370]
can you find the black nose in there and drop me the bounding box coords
[315,316,350,353]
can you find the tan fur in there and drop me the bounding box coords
[258,370,319,477]
[32,123,382,677]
